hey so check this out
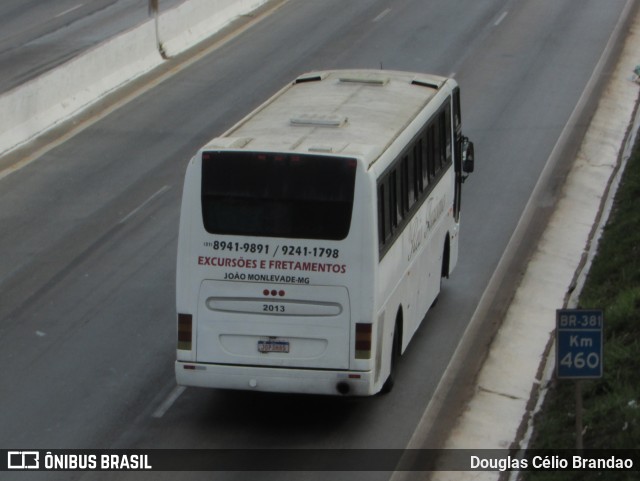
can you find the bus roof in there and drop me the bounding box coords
[204,70,451,168]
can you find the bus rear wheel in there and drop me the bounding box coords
[381,319,401,394]
[432,237,449,308]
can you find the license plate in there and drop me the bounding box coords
[258,340,289,353]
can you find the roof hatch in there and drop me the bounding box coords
[338,74,389,86]
[294,72,328,84]
[290,114,348,128]
[411,78,442,89]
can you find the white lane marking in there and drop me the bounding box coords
[152,385,186,418]
[373,8,392,22]
[119,185,170,224]
[494,11,508,27]
[55,3,84,18]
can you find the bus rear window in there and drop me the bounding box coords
[201,152,357,240]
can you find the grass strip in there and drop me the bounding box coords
[525,129,640,479]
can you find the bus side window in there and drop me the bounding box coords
[438,111,447,170]
[414,139,424,193]
[453,88,461,133]
[401,156,409,215]
[444,103,452,164]
[409,150,418,205]
[401,155,417,213]
[428,124,437,179]
[422,131,430,186]
[453,88,462,167]
[378,183,387,246]
[390,169,400,227]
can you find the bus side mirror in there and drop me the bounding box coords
[462,137,474,176]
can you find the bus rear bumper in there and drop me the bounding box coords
[175,361,375,396]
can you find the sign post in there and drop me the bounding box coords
[148,0,166,58]
[556,308,604,449]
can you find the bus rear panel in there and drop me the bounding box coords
[176,150,377,395]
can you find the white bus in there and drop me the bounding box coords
[176,69,474,396]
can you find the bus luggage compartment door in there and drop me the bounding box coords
[195,281,351,370]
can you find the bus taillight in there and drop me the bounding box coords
[355,323,372,359]
[178,313,192,350]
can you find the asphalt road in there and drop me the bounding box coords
[0,0,634,480]
[0,0,183,94]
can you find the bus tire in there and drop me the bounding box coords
[432,237,449,308]
[381,316,401,394]
[441,236,450,279]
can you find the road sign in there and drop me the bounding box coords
[556,308,603,379]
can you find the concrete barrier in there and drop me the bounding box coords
[0,0,268,157]
[160,0,268,57]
